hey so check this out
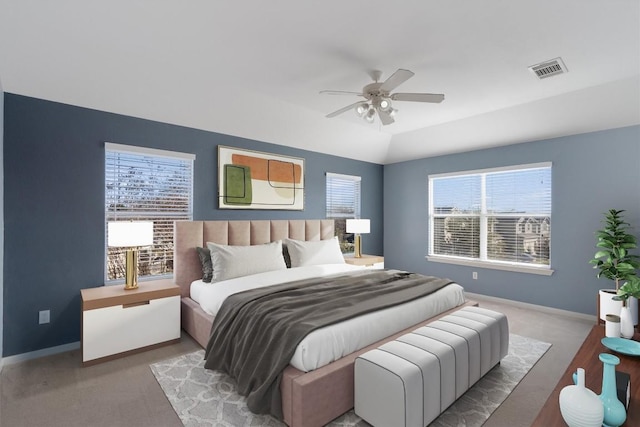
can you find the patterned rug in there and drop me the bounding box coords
[150,334,550,427]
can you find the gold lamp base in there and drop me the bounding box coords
[124,248,139,290]
[354,234,362,258]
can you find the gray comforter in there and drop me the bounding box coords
[203,269,453,419]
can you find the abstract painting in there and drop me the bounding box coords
[218,146,304,210]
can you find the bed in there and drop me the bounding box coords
[174,219,473,427]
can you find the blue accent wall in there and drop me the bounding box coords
[384,125,640,315]
[2,93,383,357]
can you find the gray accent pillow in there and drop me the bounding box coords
[196,246,213,283]
[284,237,345,267]
[206,240,287,282]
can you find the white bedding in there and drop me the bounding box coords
[191,265,465,372]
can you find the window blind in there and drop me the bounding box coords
[105,143,195,282]
[326,172,361,253]
[326,172,362,219]
[429,163,551,268]
[431,174,481,259]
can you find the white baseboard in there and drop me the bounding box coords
[466,292,596,323]
[2,341,80,366]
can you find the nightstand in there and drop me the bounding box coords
[81,279,180,366]
[344,254,384,269]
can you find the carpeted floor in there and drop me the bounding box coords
[150,334,551,427]
[0,294,594,427]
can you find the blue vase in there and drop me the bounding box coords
[599,353,626,427]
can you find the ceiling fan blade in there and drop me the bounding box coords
[377,109,395,125]
[391,93,445,103]
[379,69,414,92]
[326,101,367,118]
[319,90,364,96]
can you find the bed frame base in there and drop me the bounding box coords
[181,297,477,427]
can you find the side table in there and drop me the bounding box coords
[532,325,639,426]
[81,279,181,365]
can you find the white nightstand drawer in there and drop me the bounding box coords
[82,295,180,362]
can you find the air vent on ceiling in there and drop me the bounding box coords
[529,57,568,79]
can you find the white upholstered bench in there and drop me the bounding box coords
[354,306,509,427]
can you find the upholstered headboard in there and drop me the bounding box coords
[173,220,335,298]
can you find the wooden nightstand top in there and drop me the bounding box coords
[344,254,384,266]
[81,279,180,311]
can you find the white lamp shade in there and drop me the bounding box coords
[108,221,154,247]
[346,219,370,234]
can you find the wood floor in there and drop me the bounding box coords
[0,294,594,427]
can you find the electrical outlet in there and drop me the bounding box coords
[39,310,50,324]
[472,272,478,280]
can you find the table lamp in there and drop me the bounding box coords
[346,219,370,258]
[107,221,154,290]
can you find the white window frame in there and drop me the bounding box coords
[427,162,554,276]
[105,143,195,283]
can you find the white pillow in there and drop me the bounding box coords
[206,240,287,282]
[284,237,345,267]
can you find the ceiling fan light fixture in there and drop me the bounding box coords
[355,103,369,117]
[364,108,376,123]
[379,98,392,111]
[389,107,398,117]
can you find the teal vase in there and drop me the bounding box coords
[599,353,626,427]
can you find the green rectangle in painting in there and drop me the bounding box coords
[224,164,252,205]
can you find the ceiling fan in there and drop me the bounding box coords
[320,69,445,125]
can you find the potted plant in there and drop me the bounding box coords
[613,276,640,338]
[589,209,640,324]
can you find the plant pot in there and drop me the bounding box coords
[599,289,623,322]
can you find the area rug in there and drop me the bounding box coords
[150,334,550,427]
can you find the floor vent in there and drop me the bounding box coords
[529,57,568,79]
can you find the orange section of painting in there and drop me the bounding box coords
[232,154,302,184]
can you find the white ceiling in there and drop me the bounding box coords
[0,0,638,164]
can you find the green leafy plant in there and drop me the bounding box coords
[613,276,640,303]
[589,209,640,290]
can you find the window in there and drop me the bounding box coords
[105,143,195,282]
[326,172,361,253]
[428,162,552,274]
